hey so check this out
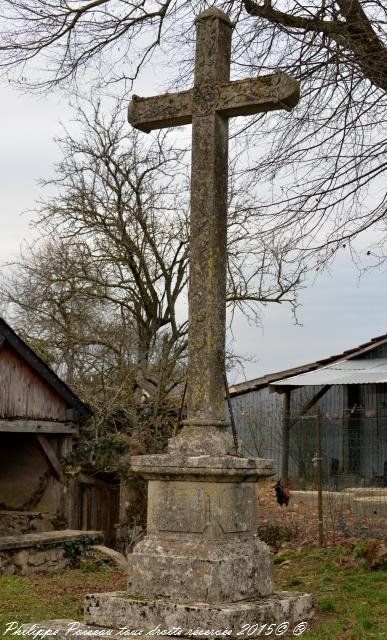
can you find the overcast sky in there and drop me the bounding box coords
[1,83,387,385]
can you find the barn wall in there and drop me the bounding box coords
[355,343,387,358]
[0,344,69,420]
[0,433,61,515]
[357,383,387,480]
[227,384,344,480]
[226,386,282,463]
[228,339,387,486]
[351,345,387,479]
[288,385,344,482]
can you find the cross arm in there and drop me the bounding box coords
[217,72,299,117]
[128,89,193,133]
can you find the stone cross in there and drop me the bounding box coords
[32,13,310,637]
[128,7,299,454]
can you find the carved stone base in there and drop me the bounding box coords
[33,448,313,637]
[122,452,313,620]
[127,535,273,603]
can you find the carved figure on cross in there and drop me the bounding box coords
[128,7,299,456]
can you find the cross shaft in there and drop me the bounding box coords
[128,7,300,454]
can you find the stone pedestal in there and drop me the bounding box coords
[33,445,313,638]
[126,454,274,604]
[80,451,313,633]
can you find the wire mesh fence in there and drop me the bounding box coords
[232,404,387,541]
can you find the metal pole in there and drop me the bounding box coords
[316,407,324,547]
[172,378,188,437]
[224,371,239,454]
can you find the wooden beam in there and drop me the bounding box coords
[78,473,112,488]
[37,434,64,482]
[0,420,78,434]
[288,384,332,431]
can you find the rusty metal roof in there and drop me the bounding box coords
[229,332,387,396]
[271,358,387,387]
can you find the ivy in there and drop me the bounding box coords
[63,535,100,559]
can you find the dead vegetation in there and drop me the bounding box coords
[257,479,387,550]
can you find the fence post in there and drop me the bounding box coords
[316,407,324,547]
[281,389,291,485]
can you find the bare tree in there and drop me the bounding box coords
[1,236,142,429]
[3,104,190,420]
[1,1,385,268]
[1,101,302,418]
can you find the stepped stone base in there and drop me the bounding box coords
[33,588,313,639]
[83,590,313,633]
[28,445,313,638]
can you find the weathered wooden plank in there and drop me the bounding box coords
[78,473,111,487]
[0,344,69,421]
[0,318,91,418]
[36,434,64,482]
[0,420,78,434]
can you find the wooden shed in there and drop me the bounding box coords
[228,333,387,489]
[0,317,92,535]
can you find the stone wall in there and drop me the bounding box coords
[0,530,102,576]
[0,510,55,536]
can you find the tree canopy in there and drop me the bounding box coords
[1,102,302,416]
[0,1,385,267]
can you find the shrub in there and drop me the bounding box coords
[257,523,295,548]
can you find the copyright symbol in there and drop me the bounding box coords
[293,622,308,636]
[275,622,289,636]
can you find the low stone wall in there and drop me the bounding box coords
[0,510,54,536]
[291,490,387,517]
[0,530,103,576]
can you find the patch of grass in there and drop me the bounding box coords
[273,548,299,564]
[353,540,367,557]
[287,576,303,587]
[275,544,387,639]
[319,596,336,612]
[0,546,385,640]
[0,567,126,635]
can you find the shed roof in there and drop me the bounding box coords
[229,332,387,397]
[0,317,91,419]
[271,358,387,387]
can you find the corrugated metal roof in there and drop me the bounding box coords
[229,332,387,396]
[271,358,387,387]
